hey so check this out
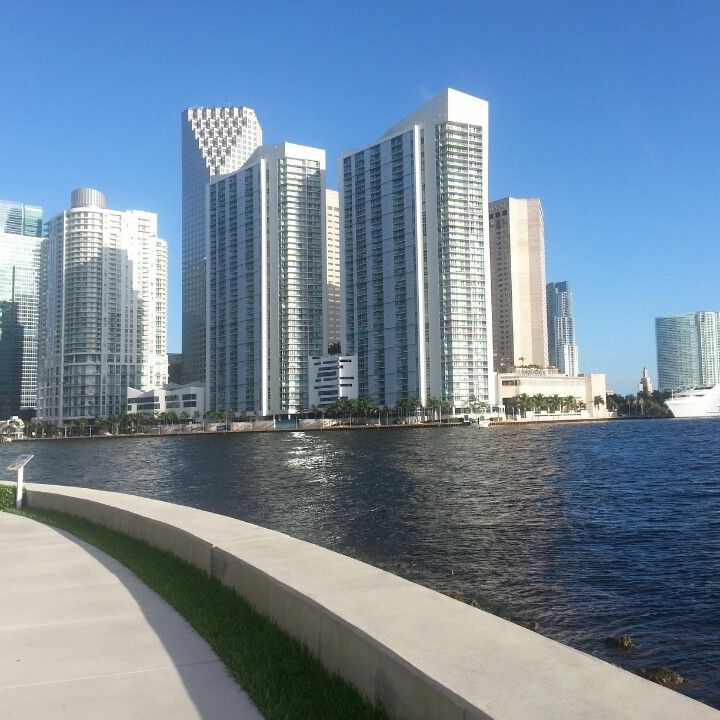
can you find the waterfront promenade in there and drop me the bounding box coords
[4,482,719,720]
[0,512,262,720]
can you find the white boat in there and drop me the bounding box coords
[665,385,720,418]
[461,415,491,427]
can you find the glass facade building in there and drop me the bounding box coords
[341,89,494,410]
[207,143,326,415]
[656,311,720,390]
[37,189,168,424]
[0,199,42,417]
[546,281,579,377]
[182,107,262,384]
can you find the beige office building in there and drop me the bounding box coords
[497,368,608,420]
[325,189,341,348]
[489,197,548,369]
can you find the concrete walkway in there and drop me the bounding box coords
[0,512,263,719]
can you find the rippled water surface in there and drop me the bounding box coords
[2,420,719,708]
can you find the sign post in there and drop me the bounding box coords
[6,454,34,509]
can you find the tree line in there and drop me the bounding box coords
[23,395,498,437]
[504,393,606,416]
[605,390,672,418]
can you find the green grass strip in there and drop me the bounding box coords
[0,485,388,720]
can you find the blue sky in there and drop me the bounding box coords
[2,0,718,393]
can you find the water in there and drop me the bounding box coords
[2,420,719,708]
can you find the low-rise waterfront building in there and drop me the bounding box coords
[308,354,358,408]
[0,415,25,440]
[497,367,608,420]
[127,383,205,416]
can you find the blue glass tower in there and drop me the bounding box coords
[0,199,42,417]
[546,281,579,376]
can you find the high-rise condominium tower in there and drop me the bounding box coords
[546,281,579,376]
[489,197,548,369]
[182,106,262,383]
[0,199,43,417]
[656,311,720,390]
[341,88,494,410]
[325,188,341,348]
[207,143,326,415]
[37,189,168,424]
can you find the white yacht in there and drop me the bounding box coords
[665,385,720,418]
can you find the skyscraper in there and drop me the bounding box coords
[546,281,579,376]
[489,197,548,369]
[0,199,42,417]
[341,88,494,410]
[656,311,720,390]
[325,188,341,349]
[207,143,326,415]
[37,189,168,423]
[182,106,262,384]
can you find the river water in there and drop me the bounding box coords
[2,419,719,708]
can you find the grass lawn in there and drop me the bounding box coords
[0,484,388,720]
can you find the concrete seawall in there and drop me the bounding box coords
[16,483,719,720]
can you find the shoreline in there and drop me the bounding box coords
[9,415,626,442]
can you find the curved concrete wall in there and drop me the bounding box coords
[18,483,719,720]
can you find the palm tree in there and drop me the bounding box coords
[563,396,578,413]
[425,395,440,422]
[548,394,562,413]
[467,392,480,415]
[337,398,352,423]
[516,393,533,417]
[532,393,546,413]
[593,395,605,410]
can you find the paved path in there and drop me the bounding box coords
[0,512,263,719]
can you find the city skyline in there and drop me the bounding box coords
[3,2,719,394]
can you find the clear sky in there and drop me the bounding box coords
[2,0,718,394]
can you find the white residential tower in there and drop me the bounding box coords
[182,106,262,383]
[341,89,494,410]
[207,143,326,415]
[37,189,168,423]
